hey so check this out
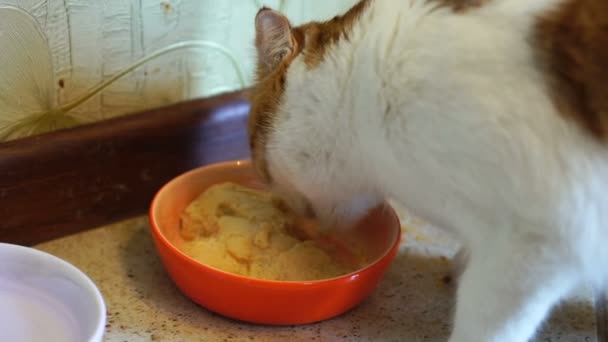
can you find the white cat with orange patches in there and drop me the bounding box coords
[248,0,608,341]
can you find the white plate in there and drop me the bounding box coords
[0,243,106,342]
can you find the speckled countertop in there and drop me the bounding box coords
[35,209,600,342]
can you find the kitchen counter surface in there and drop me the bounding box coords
[36,211,600,342]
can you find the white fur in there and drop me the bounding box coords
[262,0,608,341]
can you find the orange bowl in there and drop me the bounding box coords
[149,160,401,325]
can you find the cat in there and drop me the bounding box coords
[247,0,608,341]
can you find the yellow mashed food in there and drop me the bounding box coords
[178,182,361,281]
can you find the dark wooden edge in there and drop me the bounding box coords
[597,291,608,342]
[0,89,252,246]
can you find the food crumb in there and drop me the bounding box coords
[179,182,367,281]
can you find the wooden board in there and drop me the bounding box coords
[0,90,251,245]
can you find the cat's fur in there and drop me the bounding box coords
[248,0,608,341]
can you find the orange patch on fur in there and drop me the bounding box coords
[300,0,372,68]
[535,0,608,141]
[249,8,305,181]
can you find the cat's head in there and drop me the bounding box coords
[247,4,378,229]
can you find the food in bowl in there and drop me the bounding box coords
[178,182,368,281]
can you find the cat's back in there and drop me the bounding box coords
[364,0,608,144]
[355,0,608,240]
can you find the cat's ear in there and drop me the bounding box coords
[255,8,297,70]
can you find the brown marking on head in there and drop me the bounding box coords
[534,0,608,141]
[248,1,372,183]
[426,0,491,13]
[299,0,372,68]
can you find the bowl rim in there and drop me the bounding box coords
[149,159,402,286]
[0,242,107,342]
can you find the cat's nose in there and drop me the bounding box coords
[314,195,382,232]
[277,190,316,219]
[308,203,342,232]
[287,196,337,232]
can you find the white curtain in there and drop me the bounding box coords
[0,0,358,131]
